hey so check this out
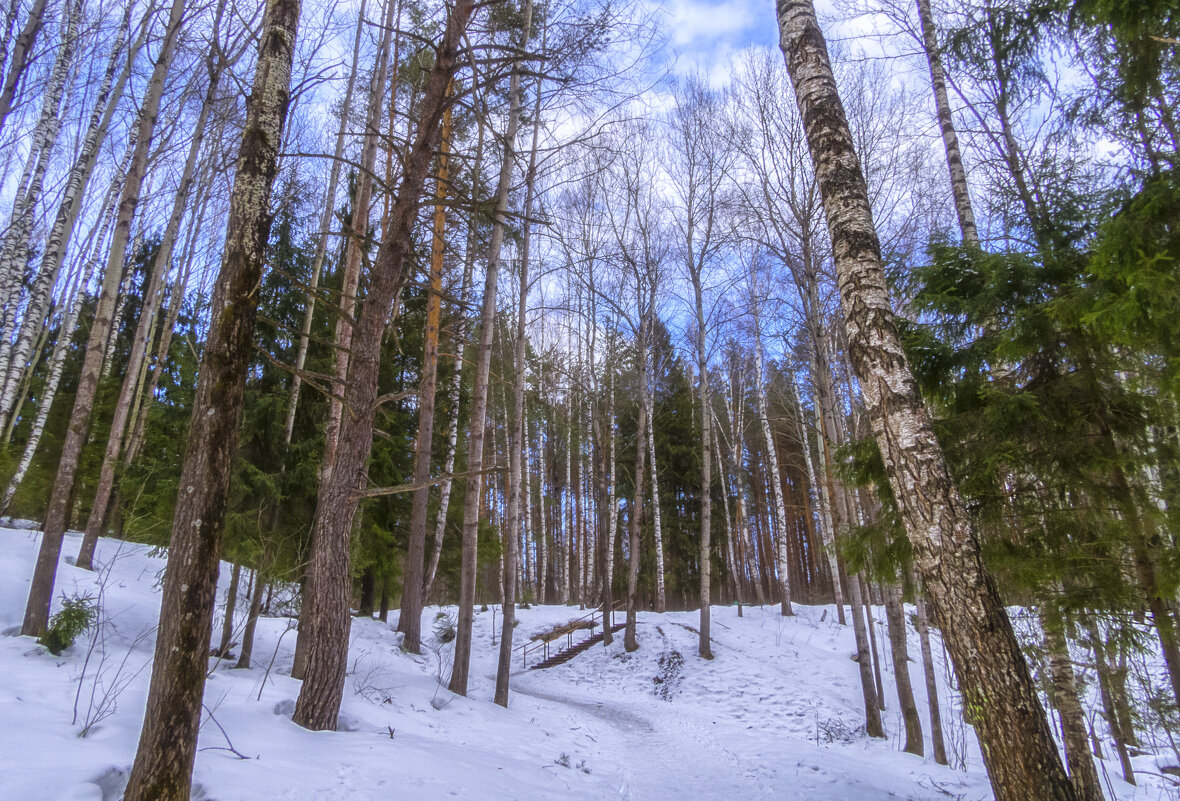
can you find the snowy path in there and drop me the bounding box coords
[0,528,1169,800]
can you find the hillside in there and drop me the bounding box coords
[0,526,1168,800]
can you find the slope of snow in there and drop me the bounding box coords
[0,525,1167,800]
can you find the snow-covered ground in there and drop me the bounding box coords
[0,525,1171,800]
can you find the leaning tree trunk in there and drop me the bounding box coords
[292,0,476,729]
[21,0,185,638]
[884,582,923,755]
[76,36,228,570]
[775,3,1078,798]
[399,89,453,653]
[235,570,267,670]
[446,24,522,695]
[216,563,241,657]
[1087,616,1135,784]
[0,6,143,433]
[121,1,300,797]
[0,0,81,365]
[0,0,47,136]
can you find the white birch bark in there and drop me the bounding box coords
[753,329,792,615]
[645,369,666,612]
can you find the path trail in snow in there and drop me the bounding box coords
[0,527,1167,800]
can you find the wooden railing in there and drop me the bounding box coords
[516,602,624,668]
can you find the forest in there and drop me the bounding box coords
[0,0,1177,798]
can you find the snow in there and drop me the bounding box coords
[0,525,1170,800]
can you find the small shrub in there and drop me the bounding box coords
[433,611,456,644]
[40,595,97,655]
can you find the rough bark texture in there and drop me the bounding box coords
[1042,607,1105,801]
[400,92,453,653]
[294,0,475,728]
[776,3,1078,798]
[447,21,521,695]
[884,582,923,755]
[121,1,299,796]
[21,0,185,638]
[914,585,949,765]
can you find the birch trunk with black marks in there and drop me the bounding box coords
[0,0,81,355]
[21,0,186,638]
[122,1,299,795]
[0,6,144,432]
[624,314,648,652]
[776,3,1077,797]
[293,0,475,727]
[646,376,666,613]
[1042,606,1105,801]
[915,0,978,245]
[0,0,47,135]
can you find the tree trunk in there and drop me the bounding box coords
[217,563,241,657]
[914,0,978,245]
[624,316,648,652]
[914,582,949,765]
[884,582,923,755]
[21,0,185,638]
[280,0,367,450]
[122,1,299,796]
[861,572,886,710]
[753,332,792,615]
[646,374,666,613]
[1086,617,1134,784]
[0,0,47,135]
[422,113,485,604]
[399,87,454,653]
[234,571,266,670]
[776,4,1078,797]
[1041,606,1105,801]
[77,39,227,569]
[293,0,474,728]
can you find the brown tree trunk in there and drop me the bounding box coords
[776,3,1078,797]
[217,563,241,657]
[884,582,923,755]
[399,88,454,654]
[122,1,299,796]
[914,582,949,765]
[293,0,475,729]
[861,572,886,711]
[1086,617,1134,784]
[234,571,266,670]
[21,0,185,638]
[446,18,523,695]
[624,315,648,653]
